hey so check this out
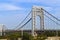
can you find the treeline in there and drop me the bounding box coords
[0,31,60,40]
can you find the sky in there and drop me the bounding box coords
[0,0,60,29]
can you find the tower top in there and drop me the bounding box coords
[32,6,43,9]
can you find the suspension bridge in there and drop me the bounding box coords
[3,6,60,36]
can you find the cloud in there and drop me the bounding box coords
[0,13,27,29]
[0,7,31,29]
[0,0,60,29]
[10,0,60,6]
[10,0,60,3]
[0,3,24,11]
[39,0,60,6]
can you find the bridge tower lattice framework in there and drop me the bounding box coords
[32,6,44,36]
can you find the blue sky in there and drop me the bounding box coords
[0,0,60,29]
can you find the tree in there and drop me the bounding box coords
[37,32,47,40]
[5,32,21,40]
[22,32,29,40]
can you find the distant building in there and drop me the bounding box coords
[0,24,6,36]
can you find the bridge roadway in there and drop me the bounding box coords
[5,30,60,34]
